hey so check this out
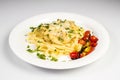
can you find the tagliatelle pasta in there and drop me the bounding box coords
[26,19,85,58]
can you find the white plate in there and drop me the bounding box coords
[9,12,110,69]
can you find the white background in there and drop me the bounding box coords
[0,0,120,80]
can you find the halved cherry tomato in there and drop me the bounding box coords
[78,39,86,45]
[90,35,98,42]
[90,42,97,47]
[70,52,79,59]
[84,30,91,37]
[82,36,89,41]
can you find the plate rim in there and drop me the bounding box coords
[9,12,110,69]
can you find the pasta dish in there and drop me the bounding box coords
[26,19,98,61]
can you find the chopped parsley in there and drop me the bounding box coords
[53,22,57,25]
[48,29,51,32]
[37,41,42,43]
[58,37,64,42]
[44,25,49,29]
[78,29,81,31]
[65,28,70,30]
[30,27,36,32]
[50,57,58,62]
[48,55,58,62]
[27,46,40,53]
[68,30,74,33]
[38,24,43,29]
[46,34,49,37]
[36,46,40,51]
[27,49,35,53]
[68,34,72,38]
[27,45,30,48]
[37,53,46,60]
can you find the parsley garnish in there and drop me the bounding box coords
[38,24,43,29]
[27,45,30,48]
[48,55,58,62]
[53,23,57,25]
[44,24,49,29]
[65,28,70,30]
[36,46,40,51]
[51,57,58,62]
[58,37,64,42]
[27,46,40,53]
[45,26,49,29]
[30,27,36,32]
[37,53,46,60]
[27,49,35,53]
[48,29,51,32]
[68,34,72,38]
[46,34,49,37]
[37,41,42,43]
[68,30,74,33]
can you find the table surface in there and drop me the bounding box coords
[0,0,120,80]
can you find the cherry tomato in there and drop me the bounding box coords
[84,30,91,37]
[90,42,97,47]
[78,39,86,45]
[82,36,89,41]
[90,35,98,42]
[70,52,79,59]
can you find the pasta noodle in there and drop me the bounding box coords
[27,19,85,58]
